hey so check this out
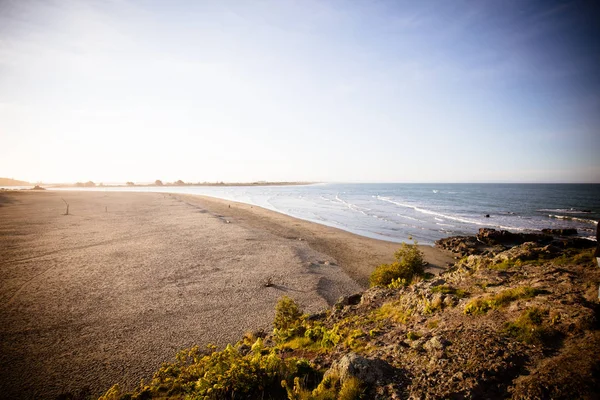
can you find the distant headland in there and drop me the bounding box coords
[0,178,315,188]
[0,177,30,186]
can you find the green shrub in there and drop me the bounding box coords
[274,296,305,340]
[370,242,425,287]
[103,343,315,400]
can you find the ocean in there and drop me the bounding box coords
[46,183,600,245]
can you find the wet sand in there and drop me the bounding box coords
[0,190,453,399]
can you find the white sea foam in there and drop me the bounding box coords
[539,208,592,214]
[548,215,597,225]
[334,193,370,216]
[376,196,527,231]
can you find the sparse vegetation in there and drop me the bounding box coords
[431,285,468,298]
[503,307,558,345]
[464,286,540,315]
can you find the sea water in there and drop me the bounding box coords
[50,183,600,245]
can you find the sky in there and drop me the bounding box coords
[1,0,599,184]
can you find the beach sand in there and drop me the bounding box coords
[0,190,453,399]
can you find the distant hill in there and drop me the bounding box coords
[0,178,30,186]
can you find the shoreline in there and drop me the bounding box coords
[0,190,453,399]
[177,193,454,286]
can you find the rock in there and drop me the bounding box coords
[429,278,446,287]
[424,336,450,352]
[237,343,251,356]
[435,236,480,256]
[306,311,327,321]
[335,293,362,309]
[494,242,542,262]
[324,353,393,385]
[552,237,596,250]
[477,228,552,247]
[542,228,578,236]
[360,287,391,306]
[443,295,457,307]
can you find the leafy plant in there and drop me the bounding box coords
[274,296,305,340]
[370,242,425,287]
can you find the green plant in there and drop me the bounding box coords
[274,296,306,341]
[376,301,412,324]
[427,319,439,329]
[423,296,443,314]
[431,285,468,298]
[102,342,316,400]
[407,331,421,341]
[503,307,557,345]
[370,242,425,287]
[464,286,539,315]
[338,377,364,400]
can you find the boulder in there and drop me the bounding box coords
[424,336,450,352]
[324,353,393,385]
[335,293,362,309]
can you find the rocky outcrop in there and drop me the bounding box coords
[476,228,552,246]
[541,228,577,236]
[436,228,595,257]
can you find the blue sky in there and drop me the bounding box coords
[1,0,599,183]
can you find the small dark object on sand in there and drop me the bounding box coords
[485,214,490,218]
[264,277,274,287]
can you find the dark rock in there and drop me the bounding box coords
[552,237,596,250]
[335,293,363,309]
[306,311,327,321]
[435,236,480,256]
[237,343,251,356]
[542,228,578,236]
[476,228,552,247]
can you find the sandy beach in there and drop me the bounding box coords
[0,190,453,399]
